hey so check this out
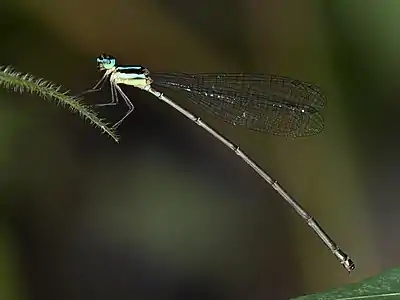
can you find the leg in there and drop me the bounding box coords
[96,81,119,107]
[76,72,109,97]
[112,84,135,128]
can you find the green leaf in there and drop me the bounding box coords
[293,267,400,300]
[0,65,119,142]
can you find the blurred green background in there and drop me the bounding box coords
[1,0,399,299]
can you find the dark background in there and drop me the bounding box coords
[1,0,399,299]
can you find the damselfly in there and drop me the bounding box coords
[79,54,355,272]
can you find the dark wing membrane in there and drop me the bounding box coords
[151,73,325,137]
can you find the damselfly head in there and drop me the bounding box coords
[96,54,116,71]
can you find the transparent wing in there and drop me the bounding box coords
[150,73,326,137]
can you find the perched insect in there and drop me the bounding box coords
[79,54,354,272]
